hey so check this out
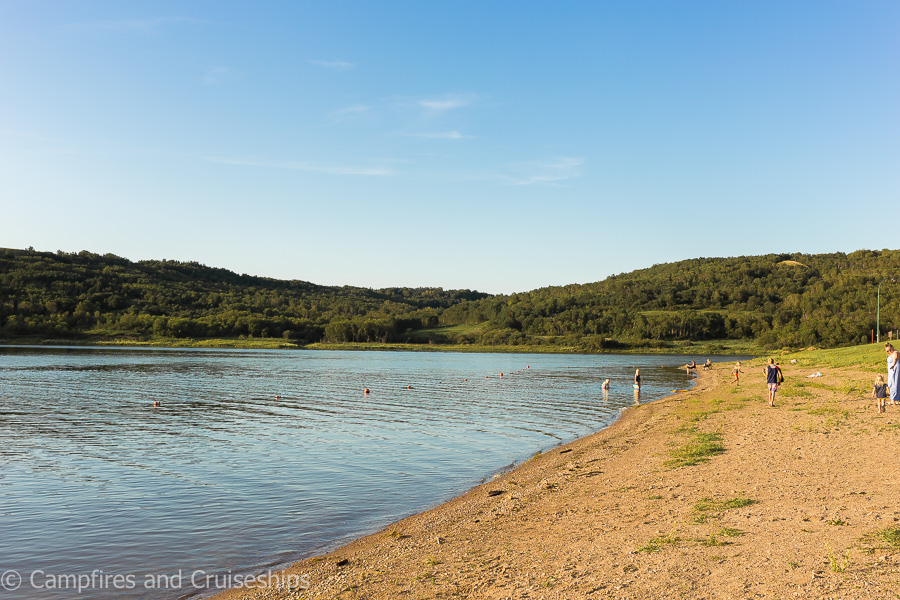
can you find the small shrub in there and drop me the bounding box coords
[826,543,851,573]
[666,432,725,468]
[702,533,725,547]
[637,531,679,553]
[872,526,900,549]
[692,497,756,523]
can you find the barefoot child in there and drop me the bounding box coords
[731,362,743,385]
[874,375,889,413]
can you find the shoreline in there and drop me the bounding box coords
[212,348,900,599]
[210,376,712,600]
[0,337,764,356]
[206,365,701,596]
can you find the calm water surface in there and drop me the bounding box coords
[0,347,747,598]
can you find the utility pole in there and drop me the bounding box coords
[878,279,895,343]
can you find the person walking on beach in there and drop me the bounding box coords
[873,375,889,413]
[886,343,900,405]
[731,362,743,385]
[763,358,782,407]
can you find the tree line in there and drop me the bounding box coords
[437,250,898,349]
[1,247,897,350]
[0,248,484,343]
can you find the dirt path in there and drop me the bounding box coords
[214,357,900,599]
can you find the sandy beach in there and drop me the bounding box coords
[214,349,900,599]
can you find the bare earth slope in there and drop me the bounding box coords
[215,354,900,600]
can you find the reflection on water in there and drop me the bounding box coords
[0,347,747,599]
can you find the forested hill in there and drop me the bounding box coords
[1,247,898,350]
[0,248,487,343]
[438,250,900,350]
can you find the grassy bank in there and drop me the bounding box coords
[304,338,765,355]
[0,334,767,355]
[0,335,298,350]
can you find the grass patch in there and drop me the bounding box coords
[383,530,410,539]
[826,543,851,573]
[692,497,756,523]
[779,386,813,398]
[688,410,717,422]
[637,531,679,553]
[666,431,725,468]
[867,525,900,549]
[800,381,834,391]
[786,344,883,370]
[92,335,300,349]
[807,407,849,416]
[701,533,726,547]
[807,407,852,428]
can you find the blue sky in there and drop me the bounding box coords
[1,1,897,294]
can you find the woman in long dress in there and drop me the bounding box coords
[886,343,900,405]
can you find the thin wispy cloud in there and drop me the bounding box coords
[309,59,354,70]
[329,104,371,123]
[502,157,584,186]
[202,66,232,85]
[417,94,476,112]
[67,17,205,33]
[202,156,392,177]
[408,131,469,140]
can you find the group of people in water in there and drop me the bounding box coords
[600,369,641,392]
[600,368,641,391]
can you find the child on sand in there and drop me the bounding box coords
[873,375,889,413]
[731,362,742,385]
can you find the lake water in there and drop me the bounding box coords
[0,347,747,599]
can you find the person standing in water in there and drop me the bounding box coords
[886,343,900,405]
[633,369,641,390]
[762,358,782,407]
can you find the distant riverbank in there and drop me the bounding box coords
[0,335,765,355]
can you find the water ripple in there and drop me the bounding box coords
[0,346,748,599]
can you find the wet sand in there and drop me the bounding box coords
[214,357,900,599]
